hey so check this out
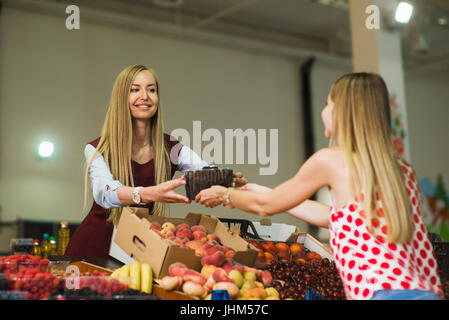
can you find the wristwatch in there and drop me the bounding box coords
[132,186,144,205]
[223,188,234,208]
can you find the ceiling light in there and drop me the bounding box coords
[38,141,54,158]
[395,2,414,24]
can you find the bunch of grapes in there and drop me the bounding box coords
[267,258,346,300]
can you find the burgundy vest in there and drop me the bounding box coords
[65,134,181,257]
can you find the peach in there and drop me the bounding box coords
[212,268,233,283]
[203,239,220,251]
[221,261,234,274]
[261,241,277,254]
[161,222,176,232]
[185,240,203,250]
[256,249,265,262]
[160,228,174,239]
[190,225,207,233]
[276,250,290,261]
[201,265,217,278]
[243,287,266,300]
[160,276,183,291]
[261,270,272,286]
[231,264,244,274]
[168,262,188,277]
[275,242,290,253]
[176,223,190,232]
[264,252,274,263]
[289,242,305,258]
[213,281,240,299]
[206,234,220,242]
[150,221,161,232]
[248,240,263,251]
[203,245,224,257]
[193,231,207,241]
[176,229,193,240]
[306,251,321,261]
[243,265,258,274]
[203,274,216,292]
[167,235,178,242]
[183,269,206,285]
[225,250,235,259]
[182,281,205,297]
[201,250,225,267]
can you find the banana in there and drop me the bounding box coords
[130,261,141,291]
[110,266,122,279]
[141,263,153,294]
[118,264,130,285]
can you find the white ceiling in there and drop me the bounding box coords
[4,0,449,70]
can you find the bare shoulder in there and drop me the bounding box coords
[312,147,345,166]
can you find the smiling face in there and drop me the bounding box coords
[129,70,159,120]
[321,94,335,139]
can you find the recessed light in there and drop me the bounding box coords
[395,2,414,24]
[38,141,54,158]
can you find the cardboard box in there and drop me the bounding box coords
[253,232,333,269]
[251,219,301,242]
[113,207,258,278]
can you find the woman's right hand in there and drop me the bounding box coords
[142,177,191,203]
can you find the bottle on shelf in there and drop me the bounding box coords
[31,239,41,257]
[49,236,58,256]
[40,233,50,259]
[58,222,70,256]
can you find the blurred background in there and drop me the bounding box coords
[0,0,448,247]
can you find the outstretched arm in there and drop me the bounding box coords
[195,148,334,223]
[241,183,330,228]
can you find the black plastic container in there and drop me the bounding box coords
[184,166,233,200]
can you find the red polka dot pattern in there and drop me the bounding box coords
[328,159,443,300]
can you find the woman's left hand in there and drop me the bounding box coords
[195,186,228,208]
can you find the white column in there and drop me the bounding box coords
[349,0,411,161]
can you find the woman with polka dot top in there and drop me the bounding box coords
[195,72,443,300]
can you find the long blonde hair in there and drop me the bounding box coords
[330,72,413,243]
[83,64,171,226]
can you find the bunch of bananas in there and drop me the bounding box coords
[110,261,153,294]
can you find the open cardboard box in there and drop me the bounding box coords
[251,218,301,242]
[113,207,258,278]
[253,232,333,269]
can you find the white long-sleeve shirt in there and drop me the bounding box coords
[84,143,208,209]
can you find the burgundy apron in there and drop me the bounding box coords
[65,134,180,257]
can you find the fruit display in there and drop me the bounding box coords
[249,240,321,265]
[267,258,346,300]
[48,282,159,300]
[0,254,158,300]
[110,261,154,294]
[158,262,278,300]
[150,221,238,267]
[0,254,50,274]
